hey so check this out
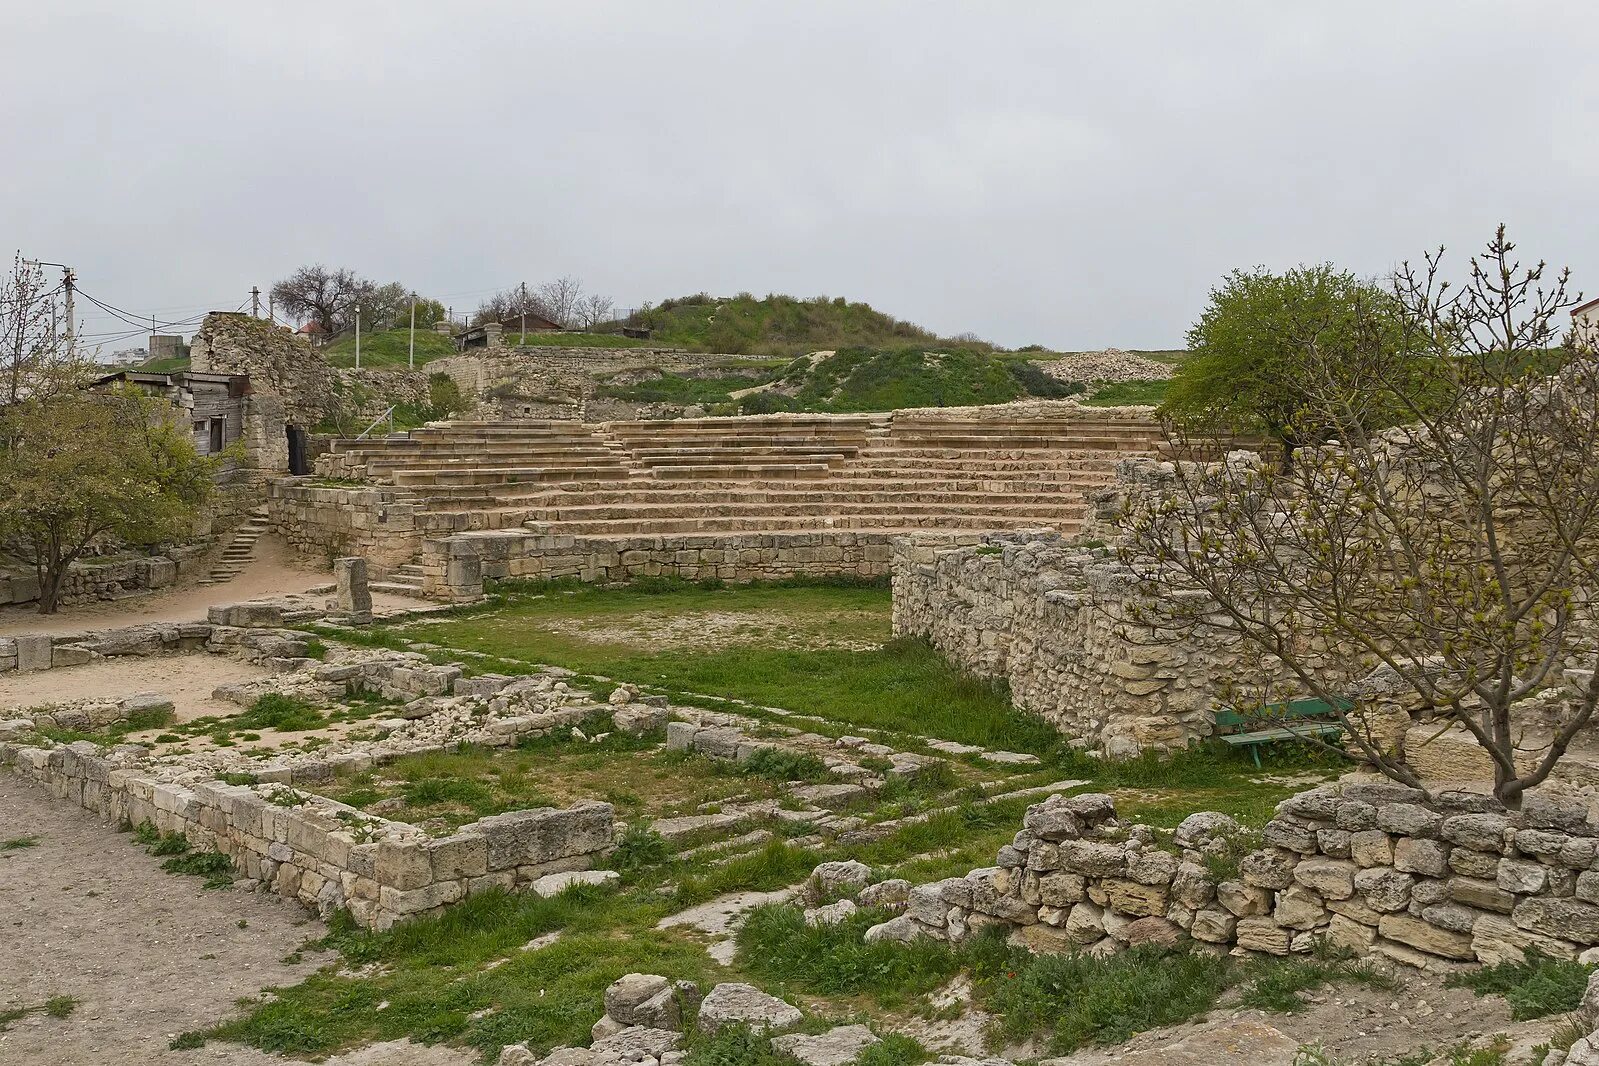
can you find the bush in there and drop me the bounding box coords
[1449,952,1596,1020]
[741,747,830,783]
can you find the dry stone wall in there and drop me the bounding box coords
[881,783,1599,971]
[892,530,1302,754]
[422,529,901,601]
[0,545,209,611]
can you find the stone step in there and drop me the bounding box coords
[537,500,1091,522]
[532,513,1077,535]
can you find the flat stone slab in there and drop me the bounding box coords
[772,1025,880,1066]
[980,750,1041,766]
[529,870,620,897]
[1039,1017,1300,1066]
[697,982,803,1033]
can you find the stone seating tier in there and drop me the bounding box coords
[312,411,1164,538]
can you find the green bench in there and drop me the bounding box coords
[1214,696,1352,768]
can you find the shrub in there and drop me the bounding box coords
[741,747,830,783]
[1449,952,1596,1020]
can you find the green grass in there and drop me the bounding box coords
[138,354,191,373]
[507,331,651,348]
[1084,380,1168,406]
[323,329,458,368]
[625,293,955,357]
[739,908,1385,1056]
[398,579,1062,755]
[741,346,1081,414]
[596,370,779,406]
[321,731,788,834]
[2,835,40,851]
[0,994,78,1033]
[31,700,178,746]
[1448,952,1596,1020]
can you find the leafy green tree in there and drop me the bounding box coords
[1162,264,1396,469]
[0,377,215,613]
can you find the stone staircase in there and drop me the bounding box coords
[370,558,428,599]
[316,410,1167,539]
[198,507,270,586]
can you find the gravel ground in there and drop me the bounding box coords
[0,773,330,1066]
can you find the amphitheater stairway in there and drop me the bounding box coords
[316,411,1166,539]
[370,559,429,599]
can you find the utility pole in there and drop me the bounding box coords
[520,282,529,345]
[408,293,417,369]
[354,303,362,369]
[62,266,74,353]
[250,286,261,317]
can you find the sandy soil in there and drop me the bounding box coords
[0,773,330,1066]
[0,654,269,721]
[0,537,421,638]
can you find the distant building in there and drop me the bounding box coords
[89,369,248,457]
[1573,297,1599,349]
[147,334,186,361]
[296,320,328,347]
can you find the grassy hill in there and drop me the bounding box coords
[599,346,1085,414]
[624,293,962,356]
[323,330,458,369]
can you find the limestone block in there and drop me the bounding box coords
[1273,886,1329,930]
[1514,898,1599,945]
[1354,867,1414,912]
[1094,878,1169,918]
[1326,914,1378,953]
[1498,858,1548,895]
[1377,804,1444,838]
[1470,912,1578,966]
[1393,838,1450,877]
[1350,830,1395,868]
[1446,876,1516,914]
[1217,879,1272,917]
[1292,858,1357,900]
[14,634,51,673]
[1441,814,1511,853]
[697,984,802,1034]
[770,1025,879,1066]
[1377,913,1474,960]
[1189,908,1238,943]
[1234,916,1292,955]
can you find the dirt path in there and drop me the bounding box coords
[0,773,332,1066]
[0,537,423,638]
[0,654,269,721]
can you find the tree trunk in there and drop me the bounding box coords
[36,559,64,615]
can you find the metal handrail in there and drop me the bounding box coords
[356,406,397,440]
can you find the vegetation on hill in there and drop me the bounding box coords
[624,293,964,356]
[600,346,1085,414]
[323,329,458,369]
[137,354,191,373]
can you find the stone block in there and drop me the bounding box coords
[1378,913,1474,960]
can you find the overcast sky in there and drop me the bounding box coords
[3,2,1595,352]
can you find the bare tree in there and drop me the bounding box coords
[576,292,616,330]
[1120,227,1599,807]
[537,276,584,328]
[270,265,363,334]
[474,282,552,327]
[1,255,58,404]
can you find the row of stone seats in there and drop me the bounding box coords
[314,411,1164,537]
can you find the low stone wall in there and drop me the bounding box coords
[881,784,1599,970]
[0,619,244,675]
[0,545,213,611]
[267,481,430,570]
[2,740,614,929]
[891,531,1306,754]
[421,530,899,600]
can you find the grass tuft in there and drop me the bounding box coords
[1448,951,1596,1020]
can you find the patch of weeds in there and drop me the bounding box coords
[1448,951,1596,1020]
[2,835,41,851]
[131,819,161,845]
[217,772,258,786]
[301,638,329,661]
[1234,942,1392,1012]
[148,830,192,857]
[610,823,671,876]
[0,994,78,1032]
[163,850,235,888]
[978,941,1233,1054]
[169,1031,207,1050]
[737,904,962,1007]
[682,1023,797,1066]
[741,747,830,783]
[42,995,77,1019]
[237,694,327,733]
[124,704,177,732]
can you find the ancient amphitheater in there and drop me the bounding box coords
[9,321,1599,1066]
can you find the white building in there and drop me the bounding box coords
[1573,296,1599,350]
